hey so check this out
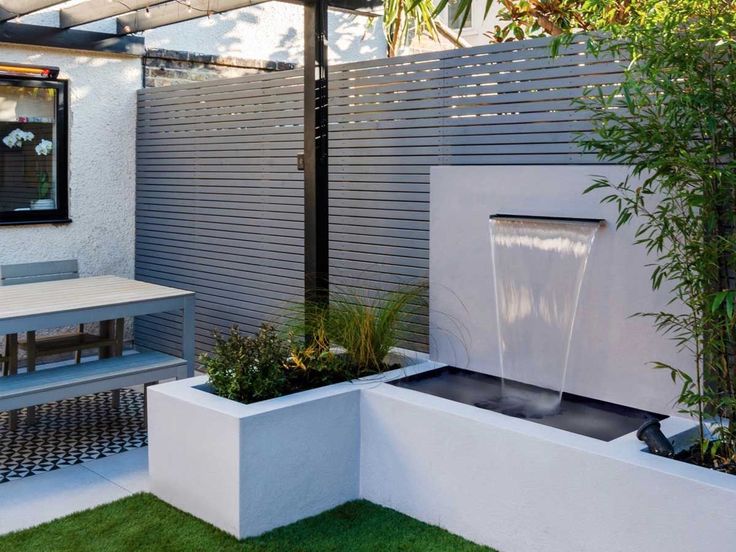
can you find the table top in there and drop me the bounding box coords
[0,275,193,321]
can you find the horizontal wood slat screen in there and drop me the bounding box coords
[135,37,622,357]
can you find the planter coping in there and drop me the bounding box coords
[151,356,736,492]
[148,358,443,419]
[367,381,736,492]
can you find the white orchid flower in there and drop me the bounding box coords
[2,128,35,149]
[35,139,53,156]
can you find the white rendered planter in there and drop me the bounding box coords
[360,375,736,552]
[147,350,428,539]
[151,360,736,551]
[148,375,363,539]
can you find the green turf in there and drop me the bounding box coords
[0,493,496,552]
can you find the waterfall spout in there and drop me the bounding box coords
[489,215,601,417]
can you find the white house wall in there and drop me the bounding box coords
[0,44,140,281]
[25,1,386,65]
[143,4,385,65]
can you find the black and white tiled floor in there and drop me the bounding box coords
[0,389,146,484]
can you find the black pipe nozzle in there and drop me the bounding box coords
[637,418,674,457]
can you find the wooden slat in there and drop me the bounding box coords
[0,276,191,320]
[0,351,186,411]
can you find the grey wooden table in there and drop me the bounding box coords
[0,275,196,377]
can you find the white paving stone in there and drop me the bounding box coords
[83,447,149,494]
[0,448,150,535]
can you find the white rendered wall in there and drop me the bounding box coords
[360,383,736,552]
[27,1,386,65]
[149,376,362,539]
[148,361,736,550]
[429,166,690,415]
[0,44,140,280]
[144,4,386,65]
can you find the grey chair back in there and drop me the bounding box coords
[0,260,79,286]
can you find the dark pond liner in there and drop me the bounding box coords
[391,366,666,442]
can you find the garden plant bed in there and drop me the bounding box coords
[673,445,736,475]
[0,494,493,552]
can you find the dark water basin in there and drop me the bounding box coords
[391,367,666,441]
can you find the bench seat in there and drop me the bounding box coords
[0,351,186,412]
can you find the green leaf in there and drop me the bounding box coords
[711,290,729,312]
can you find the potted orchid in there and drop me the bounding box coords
[32,138,54,210]
[2,128,55,210]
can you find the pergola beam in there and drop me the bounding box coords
[0,21,145,54]
[116,0,270,35]
[59,0,171,29]
[0,1,68,22]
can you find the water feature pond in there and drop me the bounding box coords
[391,366,665,441]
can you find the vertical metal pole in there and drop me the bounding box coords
[304,0,329,308]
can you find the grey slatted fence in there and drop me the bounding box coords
[135,36,623,357]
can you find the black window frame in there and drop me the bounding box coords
[0,77,70,226]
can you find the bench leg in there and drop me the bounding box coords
[7,334,18,431]
[26,331,37,426]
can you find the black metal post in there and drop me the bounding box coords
[303,0,330,308]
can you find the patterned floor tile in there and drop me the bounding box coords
[0,389,146,484]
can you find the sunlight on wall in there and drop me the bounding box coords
[144,3,385,64]
[19,1,386,64]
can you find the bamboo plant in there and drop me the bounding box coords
[576,0,736,470]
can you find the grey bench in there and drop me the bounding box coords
[0,351,186,412]
[1,259,126,428]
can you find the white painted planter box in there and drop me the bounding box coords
[148,375,363,539]
[150,360,736,550]
[147,351,429,539]
[360,374,736,552]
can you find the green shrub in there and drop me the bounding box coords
[203,285,423,405]
[202,324,289,404]
[288,284,425,378]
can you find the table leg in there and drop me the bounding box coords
[114,318,125,356]
[182,295,195,377]
[75,323,85,364]
[99,320,121,409]
[7,334,18,431]
[113,318,125,409]
[26,331,36,425]
[2,337,8,377]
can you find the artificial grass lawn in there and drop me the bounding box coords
[0,493,496,552]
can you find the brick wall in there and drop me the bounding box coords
[143,48,295,88]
